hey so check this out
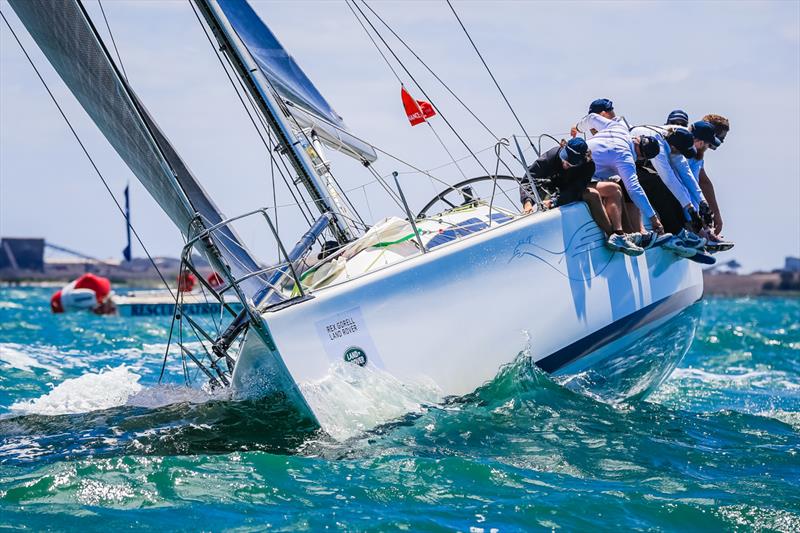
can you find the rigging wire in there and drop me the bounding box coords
[346,0,402,85]
[348,1,496,181]
[358,0,530,175]
[195,0,368,233]
[185,0,318,229]
[96,0,128,81]
[0,9,175,298]
[445,0,535,148]
[348,0,468,182]
[359,0,500,143]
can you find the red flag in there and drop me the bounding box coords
[401,86,436,126]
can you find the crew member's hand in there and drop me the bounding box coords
[699,201,714,227]
[650,215,665,235]
[686,206,703,233]
[523,200,534,214]
[570,126,578,138]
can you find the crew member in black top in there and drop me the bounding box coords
[519,137,595,212]
[520,137,646,255]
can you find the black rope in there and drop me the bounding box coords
[96,0,128,81]
[0,9,175,298]
[445,0,535,147]
[349,0,495,179]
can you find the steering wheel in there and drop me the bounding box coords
[416,175,521,219]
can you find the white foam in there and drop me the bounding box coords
[9,365,143,415]
[300,362,442,441]
[0,343,62,376]
[126,383,227,409]
[669,367,798,389]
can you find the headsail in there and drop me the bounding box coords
[8,0,265,297]
[215,0,377,164]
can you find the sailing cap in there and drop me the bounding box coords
[589,98,614,114]
[638,135,661,159]
[666,109,689,126]
[691,120,721,145]
[667,127,697,159]
[559,137,589,166]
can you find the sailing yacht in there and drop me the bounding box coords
[7,0,702,432]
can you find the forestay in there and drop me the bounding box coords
[215,0,378,163]
[8,0,266,298]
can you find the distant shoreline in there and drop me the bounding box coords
[703,272,800,297]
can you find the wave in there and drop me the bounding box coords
[9,365,143,415]
[0,343,63,376]
[300,362,443,441]
[669,367,800,389]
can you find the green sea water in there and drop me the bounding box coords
[0,287,798,531]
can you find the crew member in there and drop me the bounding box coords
[629,125,705,233]
[519,137,640,256]
[50,273,116,315]
[573,111,665,236]
[571,98,618,138]
[695,114,730,237]
[665,109,690,127]
[519,137,595,213]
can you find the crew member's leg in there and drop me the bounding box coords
[592,182,643,256]
[582,186,614,235]
[615,182,644,233]
[637,165,684,234]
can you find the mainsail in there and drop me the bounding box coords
[214,0,377,164]
[8,0,265,297]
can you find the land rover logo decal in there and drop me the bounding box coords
[343,346,367,366]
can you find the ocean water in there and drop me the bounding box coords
[0,286,798,531]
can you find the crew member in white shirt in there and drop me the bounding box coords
[570,98,617,138]
[572,111,665,237]
[629,125,703,231]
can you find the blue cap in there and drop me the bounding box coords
[559,137,589,166]
[589,98,613,114]
[691,120,721,145]
[666,109,689,127]
[667,127,697,159]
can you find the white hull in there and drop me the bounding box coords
[231,204,702,428]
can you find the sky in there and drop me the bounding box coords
[1,0,799,273]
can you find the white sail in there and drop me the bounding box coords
[213,0,378,164]
[8,0,266,298]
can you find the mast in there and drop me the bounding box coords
[193,0,356,243]
[122,184,132,262]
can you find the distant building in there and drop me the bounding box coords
[0,238,45,272]
[785,257,800,273]
[0,235,205,286]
